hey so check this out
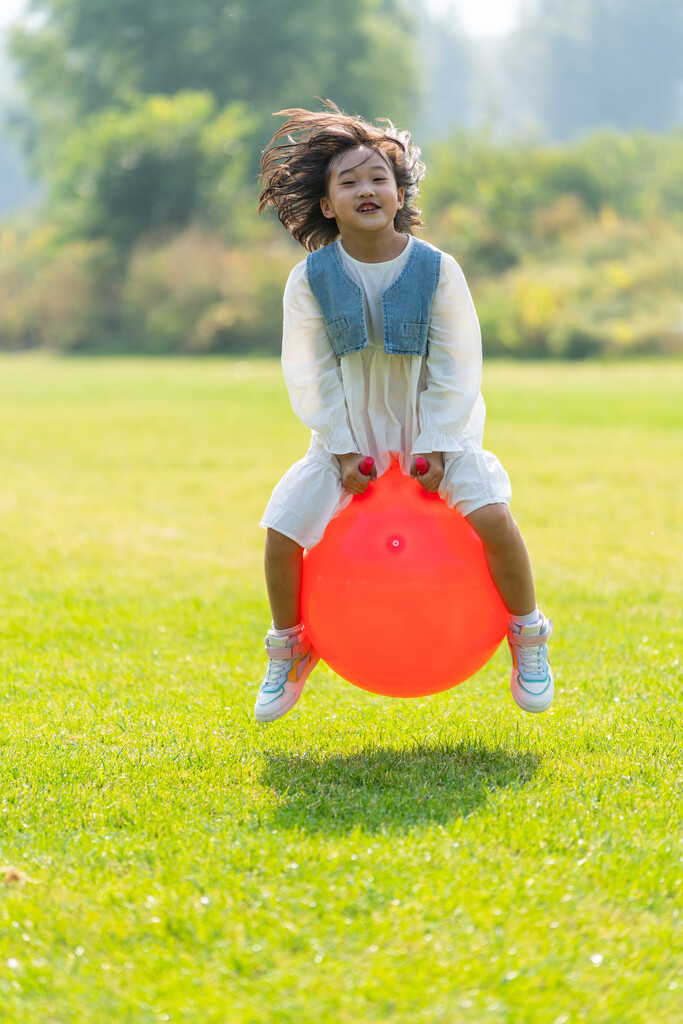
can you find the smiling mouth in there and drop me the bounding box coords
[357,203,380,213]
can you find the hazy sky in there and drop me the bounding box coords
[0,0,23,31]
[0,0,525,37]
[431,0,524,37]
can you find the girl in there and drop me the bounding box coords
[255,104,553,723]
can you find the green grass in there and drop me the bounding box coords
[0,355,681,1024]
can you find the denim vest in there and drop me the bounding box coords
[306,237,442,358]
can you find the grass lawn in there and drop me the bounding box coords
[0,355,681,1023]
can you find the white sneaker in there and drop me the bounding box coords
[508,614,554,713]
[254,627,319,723]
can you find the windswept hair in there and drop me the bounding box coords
[258,102,425,251]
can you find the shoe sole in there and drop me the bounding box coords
[511,676,554,713]
[254,653,320,723]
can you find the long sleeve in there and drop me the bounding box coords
[281,262,359,456]
[412,254,483,455]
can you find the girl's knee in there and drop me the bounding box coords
[466,503,517,545]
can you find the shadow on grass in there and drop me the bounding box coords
[260,740,540,834]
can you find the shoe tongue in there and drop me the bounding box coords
[519,621,542,635]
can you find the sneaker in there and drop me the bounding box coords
[254,626,319,723]
[508,614,554,713]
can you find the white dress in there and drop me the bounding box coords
[261,236,511,548]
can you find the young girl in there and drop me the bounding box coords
[255,105,553,723]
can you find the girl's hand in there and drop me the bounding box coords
[410,452,444,493]
[337,453,376,494]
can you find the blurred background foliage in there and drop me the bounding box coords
[0,0,681,357]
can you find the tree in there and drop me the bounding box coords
[50,92,257,251]
[510,0,683,139]
[403,0,474,141]
[9,0,416,170]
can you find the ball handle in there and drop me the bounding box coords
[360,456,428,476]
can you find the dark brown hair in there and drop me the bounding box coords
[258,102,425,251]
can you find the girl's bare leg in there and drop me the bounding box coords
[264,528,304,630]
[465,504,536,616]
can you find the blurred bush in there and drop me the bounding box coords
[474,220,683,359]
[0,223,298,354]
[123,228,296,354]
[420,129,683,358]
[0,226,127,352]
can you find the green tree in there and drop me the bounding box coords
[511,0,683,139]
[50,92,256,251]
[10,0,416,169]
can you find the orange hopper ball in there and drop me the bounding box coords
[301,460,508,697]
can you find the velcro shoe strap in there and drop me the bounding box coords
[509,619,553,646]
[265,639,303,660]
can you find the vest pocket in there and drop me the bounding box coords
[326,316,369,357]
[327,316,350,338]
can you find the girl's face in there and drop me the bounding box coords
[320,146,404,239]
